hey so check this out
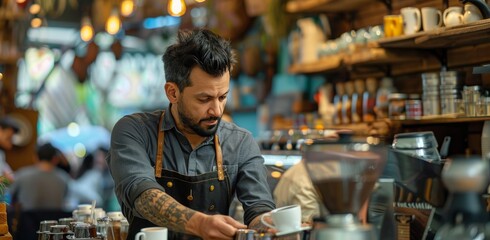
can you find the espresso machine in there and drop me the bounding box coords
[302,139,387,240]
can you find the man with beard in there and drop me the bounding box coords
[107,29,275,240]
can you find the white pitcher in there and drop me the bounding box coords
[297,17,325,64]
[443,6,463,27]
[463,3,483,24]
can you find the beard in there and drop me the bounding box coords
[178,103,221,137]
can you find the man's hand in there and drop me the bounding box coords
[188,213,247,239]
[135,189,246,239]
[248,214,271,233]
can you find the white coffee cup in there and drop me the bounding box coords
[260,205,301,233]
[401,7,422,34]
[135,227,168,240]
[422,7,443,31]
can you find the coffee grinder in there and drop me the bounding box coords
[302,139,387,240]
[434,156,490,239]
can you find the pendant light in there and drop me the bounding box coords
[168,0,186,17]
[29,3,41,15]
[80,16,94,42]
[106,8,121,35]
[120,0,135,17]
[30,17,43,28]
[195,0,206,2]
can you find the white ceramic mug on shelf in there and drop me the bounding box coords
[135,227,168,240]
[260,205,302,233]
[401,7,422,34]
[422,7,443,31]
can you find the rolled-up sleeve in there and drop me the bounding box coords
[107,115,165,219]
[233,132,275,225]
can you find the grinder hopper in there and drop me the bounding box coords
[302,139,387,239]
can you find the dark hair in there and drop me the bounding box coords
[162,28,236,91]
[37,143,59,162]
[75,153,94,179]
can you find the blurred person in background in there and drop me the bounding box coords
[69,152,103,208]
[54,148,72,176]
[9,143,72,211]
[0,116,20,183]
[69,146,118,211]
[273,159,327,224]
[9,143,72,240]
[94,146,120,212]
[273,130,370,225]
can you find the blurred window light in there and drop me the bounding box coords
[67,122,80,137]
[27,27,78,45]
[143,16,180,29]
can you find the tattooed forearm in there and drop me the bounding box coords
[135,188,197,233]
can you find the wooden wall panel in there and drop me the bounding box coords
[5,108,38,171]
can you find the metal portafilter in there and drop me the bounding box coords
[234,229,256,240]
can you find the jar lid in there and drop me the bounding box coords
[388,93,407,100]
[463,85,481,91]
[408,93,420,99]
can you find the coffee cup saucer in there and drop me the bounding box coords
[275,226,312,237]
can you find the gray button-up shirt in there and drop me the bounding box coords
[107,108,275,225]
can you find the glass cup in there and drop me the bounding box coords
[384,15,404,37]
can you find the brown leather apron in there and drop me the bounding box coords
[127,111,232,240]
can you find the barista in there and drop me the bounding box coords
[107,29,275,240]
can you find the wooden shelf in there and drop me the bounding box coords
[392,116,490,126]
[288,46,426,74]
[0,54,21,65]
[288,55,343,74]
[0,10,25,21]
[344,47,426,66]
[286,0,379,13]
[415,19,490,49]
[289,19,490,76]
[378,19,490,49]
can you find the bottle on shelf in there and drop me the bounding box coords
[342,81,354,124]
[351,79,365,123]
[482,120,490,160]
[362,77,378,122]
[333,82,345,125]
[375,77,396,119]
[317,83,335,127]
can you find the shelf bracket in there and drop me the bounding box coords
[427,49,448,71]
[379,0,393,15]
[437,49,448,71]
[339,12,358,30]
[443,0,449,9]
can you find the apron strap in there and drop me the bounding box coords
[155,110,225,181]
[214,135,225,181]
[155,111,165,178]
